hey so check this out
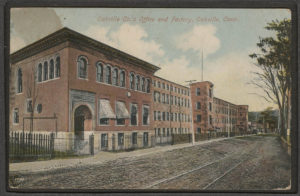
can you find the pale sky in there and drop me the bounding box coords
[10,8,291,111]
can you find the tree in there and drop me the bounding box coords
[26,66,39,132]
[258,107,278,132]
[249,19,291,137]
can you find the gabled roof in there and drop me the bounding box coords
[10,27,161,72]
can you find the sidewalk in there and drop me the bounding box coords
[10,137,232,174]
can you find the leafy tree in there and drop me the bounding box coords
[249,19,291,137]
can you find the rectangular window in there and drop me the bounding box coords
[175,113,177,121]
[170,85,173,91]
[118,133,124,146]
[209,88,212,98]
[143,132,148,146]
[163,128,166,136]
[170,95,173,105]
[153,80,156,87]
[162,93,165,103]
[158,111,161,121]
[26,99,33,113]
[130,104,138,125]
[132,132,137,145]
[197,102,201,109]
[158,81,161,88]
[196,88,200,96]
[197,114,201,122]
[158,128,161,136]
[153,92,156,102]
[166,112,169,121]
[166,94,169,104]
[162,112,165,121]
[170,113,173,121]
[158,92,161,103]
[13,108,19,124]
[116,101,128,125]
[99,99,115,125]
[174,96,177,105]
[197,128,201,134]
[143,105,149,125]
[101,134,108,148]
[162,83,165,89]
[166,84,169,90]
[209,102,212,112]
[209,115,213,125]
[154,111,157,121]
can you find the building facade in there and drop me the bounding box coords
[9,27,249,154]
[152,76,191,138]
[190,82,248,134]
[10,28,160,153]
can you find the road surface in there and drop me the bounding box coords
[9,135,291,190]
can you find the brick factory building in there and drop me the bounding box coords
[152,76,191,144]
[190,82,248,134]
[9,27,248,154]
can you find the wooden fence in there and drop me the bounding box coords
[9,132,55,162]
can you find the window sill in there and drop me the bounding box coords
[38,77,60,84]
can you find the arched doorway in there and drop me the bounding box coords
[74,105,92,140]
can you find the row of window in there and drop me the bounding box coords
[100,132,149,148]
[214,107,238,115]
[37,56,61,82]
[153,91,190,107]
[153,80,189,96]
[195,102,212,112]
[99,100,150,126]
[77,56,151,93]
[196,87,213,98]
[154,127,190,136]
[153,111,191,122]
[195,114,213,125]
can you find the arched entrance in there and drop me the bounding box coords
[74,105,92,140]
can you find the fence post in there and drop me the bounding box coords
[50,133,55,158]
[89,134,94,155]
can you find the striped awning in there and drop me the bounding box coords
[99,99,116,119]
[116,101,130,119]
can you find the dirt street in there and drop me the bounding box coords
[9,135,291,191]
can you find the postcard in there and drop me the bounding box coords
[8,7,292,191]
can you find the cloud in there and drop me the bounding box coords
[156,50,277,111]
[10,36,26,53]
[175,24,220,58]
[10,8,62,53]
[85,24,164,63]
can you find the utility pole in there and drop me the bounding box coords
[201,50,204,82]
[185,80,196,145]
[227,103,230,138]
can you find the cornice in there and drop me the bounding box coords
[10,27,161,73]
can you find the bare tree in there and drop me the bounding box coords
[25,66,39,132]
[249,19,291,137]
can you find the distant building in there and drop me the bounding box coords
[190,82,248,134]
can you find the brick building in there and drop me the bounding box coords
[9,27,248,154]
[190,81,248,134]
[9,28,159,153]
[152,76,191,140]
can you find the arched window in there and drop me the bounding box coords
[120,70,125,87]
[43,61,48,81]
[37,63,42,82]
[49,59,54,79]
[146,79,150,93]
[55,56,60,77]
[141,77,145,92]
[135,75,140,91]
[105,66,111,84]
[96,62,103,82]
[17,68,22,93]
[112,68,118,86]
[77,56,87,79]
[130,73,135,90]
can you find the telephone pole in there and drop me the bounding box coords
[185,80,196,145]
